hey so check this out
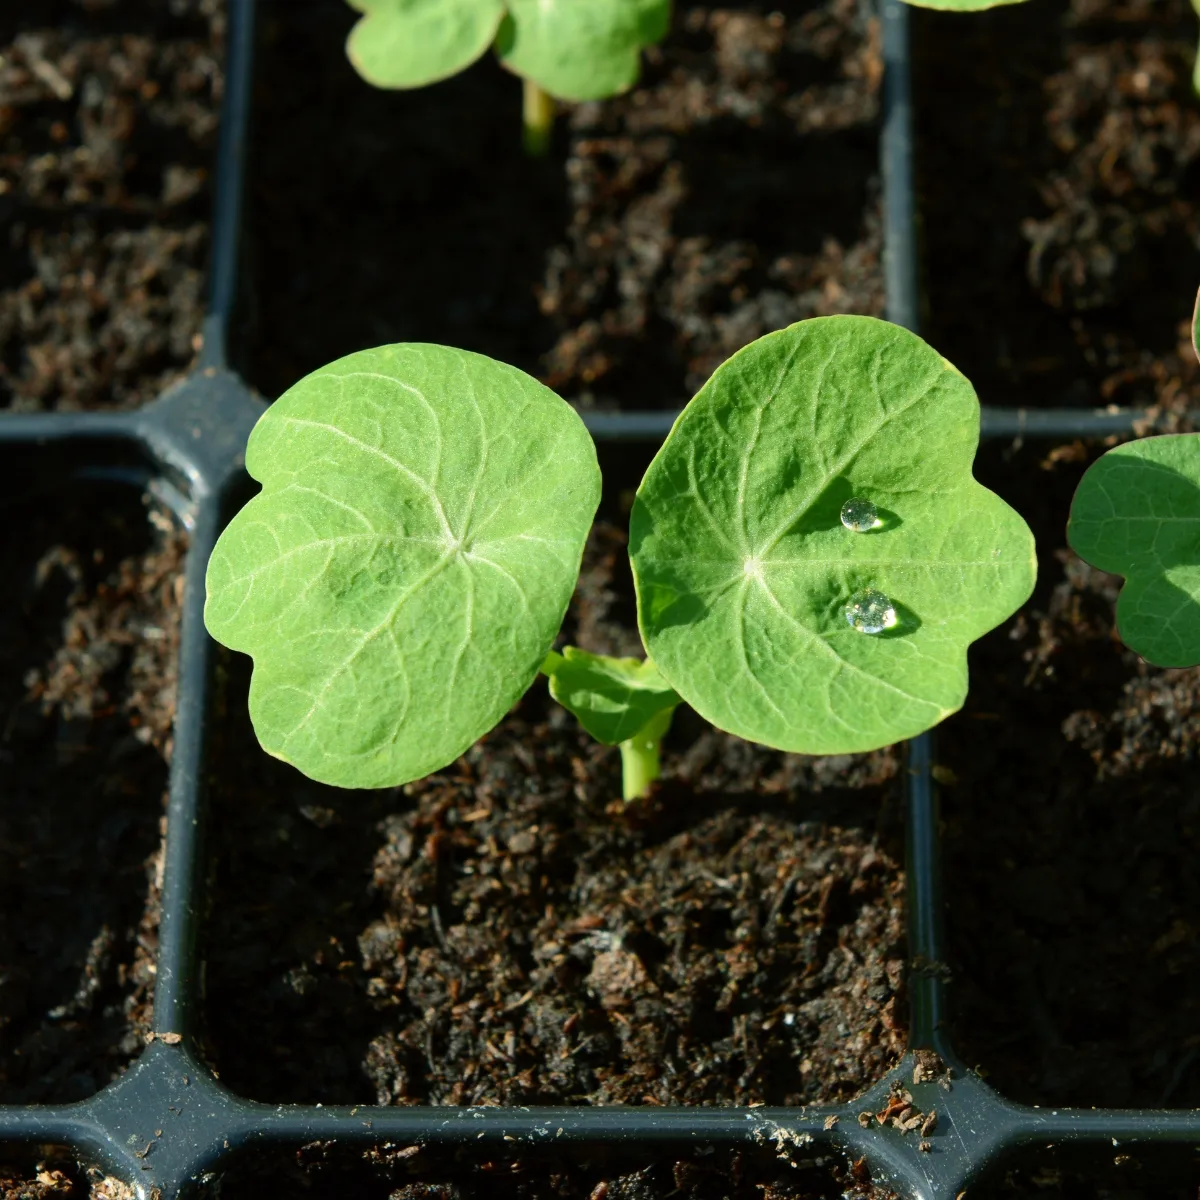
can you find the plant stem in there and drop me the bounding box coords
[522,78,556,157]
[618,706,675,802]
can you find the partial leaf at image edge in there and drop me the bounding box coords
[345,0,506,90]
[204,343,601,788]
[1068,434,1200,668]
[630,315,1037,755]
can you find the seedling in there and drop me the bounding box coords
[1066,286,1200,668]
[629,315,1038,754]
[207,317,1035,793]
[344,0,671,155]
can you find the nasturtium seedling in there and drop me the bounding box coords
[204,344,600,789]
[344,0,671,154]
[630,315,1037,755]
[1068,435,1200,668]
[541,647,679,800]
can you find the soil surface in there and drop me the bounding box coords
[245,0,883,408]
[0,0,223,411]
[915,0,1200,1110]
[203,522,907,1108]
[215,1143,899,1200]
[0,480,184,1103]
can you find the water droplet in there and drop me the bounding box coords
[844,588,897,635]
[840,497,880,532]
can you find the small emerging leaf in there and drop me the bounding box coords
[543,647,679,745]
[205,344,600,788]
[1068,434,1200,667]
[346,0,505,90]
[631,315,1037,754]
[496,0,670,102]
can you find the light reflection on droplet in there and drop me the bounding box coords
[840,497,881,533]
[844,587,897,635]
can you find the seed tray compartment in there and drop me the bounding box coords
[0,1,1197,1197]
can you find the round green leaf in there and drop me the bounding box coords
[1068,434,1200,668]
[496,0,668,102]
[543,647,679,745]
[205,344,601,788]
[630,315,1037,755]
[345,0,504,90]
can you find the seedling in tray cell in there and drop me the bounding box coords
[343,0,672,155]
[204,317,1035,796]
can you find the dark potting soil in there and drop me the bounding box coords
[915,0,1200,1109]
[202,522,907,1108]
[0,0,223,411]
[0,482,184,1104]
[214,1143,900,1200]
[245,0,883,408]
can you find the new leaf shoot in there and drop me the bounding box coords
[204,344,601,788]
[630,315,1037,754]
[541,647,680,800]
[1068,434,1200,668]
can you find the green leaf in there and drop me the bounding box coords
[1192,284,1200,365]
[634,0,672,45]
[542,647,679,745]
[630,315,1037,755]
[496,0,669,102]
[900,0,1030,8]
[205,344,601,788]
[1067,434,1200,668]
[345,0,505,90]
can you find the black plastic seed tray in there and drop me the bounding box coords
[1,2,1196,1197]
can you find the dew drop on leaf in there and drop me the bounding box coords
[844,587,897,634]
[840,497,880,532]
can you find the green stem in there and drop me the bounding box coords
[522,77,556,157]
[618,706,675,802]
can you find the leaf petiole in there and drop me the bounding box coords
[618,705,674,802]
[522,78,556,157]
